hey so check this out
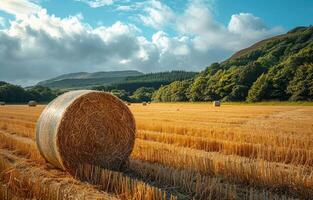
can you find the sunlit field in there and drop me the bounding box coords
[0,103,313,199]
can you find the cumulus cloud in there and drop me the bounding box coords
[139,0,174,29]
[75,0,113,8]
[228,13,267,34]
[152,31,190,56]
[0,9,144,84]
[0,0,41,18]
[177,0,283,52]
[228,13,283,41]
[116,5,132,11]
[0,0,284,85]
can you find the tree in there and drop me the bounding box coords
[110,90,130,101]
[287,64,313,101]
[247,73,270,102]
[130,87,155,102]
[152,80,191,102]
[0,83,27,102]
[188,76,207,101]
[27,85,57,102]
[226,85,249,101]
[0,82,57,103]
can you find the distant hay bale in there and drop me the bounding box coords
[213,101,221,107]
[0,101,5,106]
[125,102,131,106]
[142,102,147,106]
[28,100,37,107]
[36,90,136,176]
[148,101,151,104]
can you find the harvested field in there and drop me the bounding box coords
[0,103,312,199]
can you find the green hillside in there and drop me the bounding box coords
[153,26,313,102]
[37,70,197,93]
[90,71,197,102]
[95,71,197,93]
[37,70,143,89]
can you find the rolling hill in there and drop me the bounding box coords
[37,70,143,89]
[37,70,197,93]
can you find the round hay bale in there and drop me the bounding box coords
[213,101,221,107]
[28,100,37,107]
[142,102,147,106]
[36,90,136,175]
[0,101,5,106]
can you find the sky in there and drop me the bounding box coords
[0,0,312,86]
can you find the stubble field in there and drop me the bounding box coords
[0,103,312,200]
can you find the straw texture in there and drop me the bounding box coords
[36,90,136,176]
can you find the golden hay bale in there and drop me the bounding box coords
[0,101,5,106]
[28,100,37,107]
[36,90,136,176]
[213,101,221,107]
[142,102,147,106]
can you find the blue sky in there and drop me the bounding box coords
[0,0,312,85]
[36,0,313,37]
[216,0,313,29]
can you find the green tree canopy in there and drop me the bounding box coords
[130,87,155,102]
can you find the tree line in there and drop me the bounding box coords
[0,82,58,103]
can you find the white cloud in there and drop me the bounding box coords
[139,0,174,29]
[228,13,267,34]
[0,0,41,19]
[75,0,113,8]
[176,0,283,52]
[228,13,283,41]
[152,31,190,56]
[116,5,132,11]
[119,59,131,64]
[177,0,223,36]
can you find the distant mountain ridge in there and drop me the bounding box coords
[94,71,198,93]
[37,70,143,89]
[37,70,197,92]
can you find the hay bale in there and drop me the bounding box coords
[28,100,37,107]
[0,101,5,106]
[142,102,147,106]
[36,90,136,176]
[213,101,221,107]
